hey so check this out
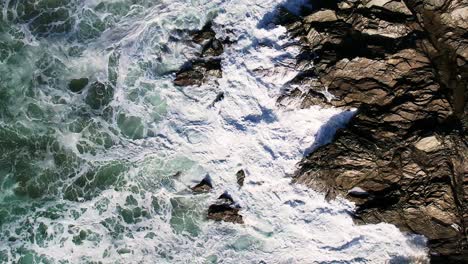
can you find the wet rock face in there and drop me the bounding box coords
[174,59,222,87]
[174,22,224,87]
[207,192,243,224]
[85,81,114,109]
[281,0,467,261]
[207,204,243,224]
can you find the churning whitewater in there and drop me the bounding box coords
[0,0,428,263]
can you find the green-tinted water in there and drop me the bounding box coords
[0,1,208,262]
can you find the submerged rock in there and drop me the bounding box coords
[117,114,145,140]
[68,78,89,93]
[282,0,467,261]
[85,81,114,109]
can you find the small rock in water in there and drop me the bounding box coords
[209,92,225,108]
[172,171,182,178]
[207,191,243,224]
[68,78,89,93]
[236,169,246,187]
[207,204,243,224]
[85,81,114,109]
[191,22,224,57]
[191,174,213,193]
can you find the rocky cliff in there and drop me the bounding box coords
[278,0,467,262]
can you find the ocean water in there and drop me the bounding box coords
[0,0,428,263]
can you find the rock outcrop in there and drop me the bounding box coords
[173,23,224,87]
[278,0,467,262]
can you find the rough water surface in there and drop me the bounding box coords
[0,0,428,263]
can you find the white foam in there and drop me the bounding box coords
[4,0,429,263]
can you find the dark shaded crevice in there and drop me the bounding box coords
[402,0,467,121]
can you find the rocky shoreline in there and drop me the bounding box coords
[172,0,467,261]
[277,0,467,262]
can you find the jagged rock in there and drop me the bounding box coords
[69,78,88,93]
[191,175,213,193]
[207,204,243,224]
[174,22,224,87]
[192,23,216,45]
[236,169,246,187]
[174,59,222,86]
[282,0,467,261]
[207,192,243,224]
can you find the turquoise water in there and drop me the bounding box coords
[0,1,428,263]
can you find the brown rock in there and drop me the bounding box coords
[207,192,243,224]
[174,21,225,87]
[280,0,468,261]
[207,204,243,224]
[174,59,222,87]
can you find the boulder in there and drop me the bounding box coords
[174,59,222,87]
